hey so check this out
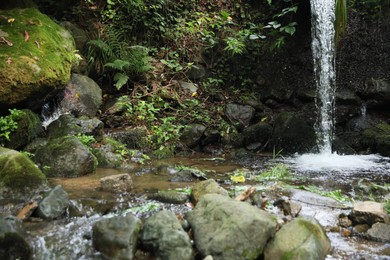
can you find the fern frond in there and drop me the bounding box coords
[113,73,130,90]
[105,59,131,71]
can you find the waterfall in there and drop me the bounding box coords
[310,0,336,154]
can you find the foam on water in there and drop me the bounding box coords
[286,153,390,172]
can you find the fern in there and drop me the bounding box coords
[105,59,131,71]
[113,73,130,90]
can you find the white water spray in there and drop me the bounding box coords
[310,0,336,154]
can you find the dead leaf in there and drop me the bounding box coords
[6,57,12,64]
[0,36,13,46]
[7,18,15,23]
[17,201,38,220]
[24,30,29,42]
[235,186,256,201]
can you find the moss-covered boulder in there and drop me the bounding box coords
[3,109,43,150]
[361,123,390,156]
[34,136,98,177]
[0,147,47,199]
[0,8,76,111]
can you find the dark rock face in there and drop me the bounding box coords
[141,210,193,260]
[186,194,277,260]
[180,124,206,148]
[224,103,255,129]
[93,213,141,260]
[0,216,32,260]
[35,185,69,219]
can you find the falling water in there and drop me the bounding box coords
[310,0,336,154]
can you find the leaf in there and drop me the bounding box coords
[24,30,29,42]
[231,175,245,183]
[6,57,12,64]
[113,72,129,90]
[0,36,13,46]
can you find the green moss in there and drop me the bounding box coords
[362,123,390,155]
[0,8,76,105]
[0,147,46,189]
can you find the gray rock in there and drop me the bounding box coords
[180,81,198,93]
[60,74,102,117]
[180,124,206,148]
[187,64,206,80]
[241,122,272,150]
[186,194,277,260]
[100,174,132,193]
[106,127,147,149]
[93,213,141,260]
[0,216,32,260]
[36,185,69,219]
[141,210,193,260]
[264,217,331,260]
[92,143,123,168]
[47,114,104,141]
[150,190,190,204]
[34,136,98,177]
[349,201,389,225]
[224,103,255,129]
[367,222,390,242]
[191,179,229,204]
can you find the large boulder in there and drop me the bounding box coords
[141,210,194,260]
[264,217,331,260]
[92,213,142,260]
[59,74,102,117]
[0,8,76,111]
[224,103,255,129]
[241,122,273,150]
[186,194,277,260]
[0,216,32,260]
[0,147,47,200]
[34,136,98,177]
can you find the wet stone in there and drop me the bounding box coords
[100,173,132,193]
[191,179,229,204]
[367,223,390,242]
[149,190,189,204]
[349,201,389,225]
[35,185,69,219]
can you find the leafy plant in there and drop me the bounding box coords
[254,163,291,181]
[75,133,96,147]
[0,109,23,145]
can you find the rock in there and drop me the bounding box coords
[170,170,193,182]
[46,114,104,141]
[187,64,206,80]
[93,213,141,260]
[59,74,102,117]
[60,22,88,52]
[352,178,390,201]
[180,81,198,93]
[186,194,276,260]
[35,185,69,219]
[0,216,32,260]
[180,124,206,148]
[353,224,370,234]
[191,179,229,204]
[3,109,43,150]
[241,122,272,150]
[264,217,331,260]
[271,112,317,154]
[349,201,389,225]
[141,210,193,260]
[100,174,132,193]
[0,8,76,111]
[367,223,390,242]
[0,147,47,200]
[359,78,390,109]
[106,127,147,149]
[34,136,98,177]
[361,123,390,156]
[224,103,255,129]
[91,143,123,168]
[150,190,190,204]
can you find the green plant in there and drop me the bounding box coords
[75,133,96,146]
[254,163,291,181]
[385,199,390,214]
[335,0,347,47]
[0,109,23,145]
[299,185,353,206]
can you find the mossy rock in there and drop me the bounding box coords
[361,123,390,156]
[0,8,76,110]
[4,109,43,150]
[0,147,47,189]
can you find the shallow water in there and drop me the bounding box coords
[10,154,390,259]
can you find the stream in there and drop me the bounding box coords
[18,153,390,259]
